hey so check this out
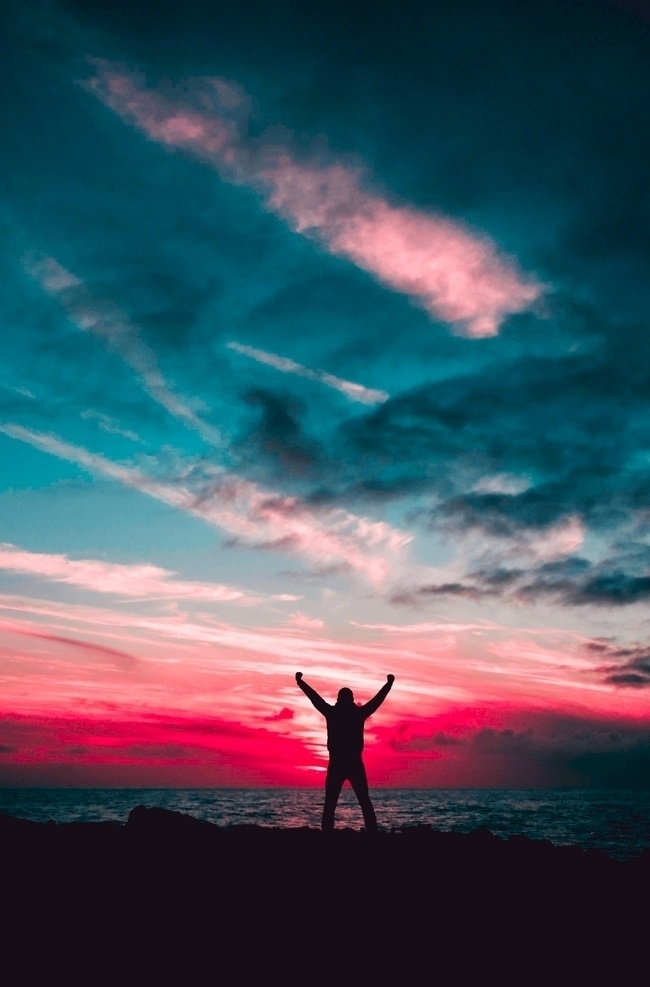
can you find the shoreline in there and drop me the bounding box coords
[3,801,650,860]
[4,804,647,973]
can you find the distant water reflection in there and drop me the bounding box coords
[1,788,649,860]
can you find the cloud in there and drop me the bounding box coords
[196,482,411,585]
[80,410,142,443]
[24,253,223,446]
[335,340,650,612]
[0,591,352,670]
[0,618,136,668]
[390,553,650,611]
[87,61,541,336]
[380,707,650,787]
[1,383,35,400]
[0,543,254,603]
[261,155,542,337]
[587,640,650,688]
[517,566,650,608]
[236,388,321,477]
[391,582,483,605]
[388,515,586,607]
[0,424,411,585]
[286,612,325,630]
[438,494,586,552]
[263,707,294,722]
[227,341,388,404]
[341,337,650,517]
[350,620,498,634]
[0,707,317,787]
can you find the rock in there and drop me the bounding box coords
[127,804,214,831]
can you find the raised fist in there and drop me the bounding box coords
[387,674,395,684]
[295,672,303,682]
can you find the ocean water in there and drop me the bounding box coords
[1,787,649,861]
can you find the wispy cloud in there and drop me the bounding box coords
[0,543,255,603]
[227,341,388,404]
[80,410,142,443]
[260,156,541,337]
[1,383,35,400]
[389,513,587,606]
[286,611,325,630]
[3,590,645,722]
[0,617,137,669]
[0,424,411,585]
[587,640,650,689]
[0,592,418,682]
[87,63,541,337]
[351,619,500,634]
[24,254,223,446]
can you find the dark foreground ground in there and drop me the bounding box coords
[3,806,648,979]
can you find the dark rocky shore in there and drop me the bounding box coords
[3,806,647,977]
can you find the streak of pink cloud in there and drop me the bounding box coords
[2,581,649,789]
[0,618,137,668]
[0,543,252,603]
[0,424,411,586]
[88,63,541,336]
[85,63,238,155]
[192,476,411,586]
[261,156,540,336]
[286,612,325,630]
[227,341,389,404]
[4,584,649,724]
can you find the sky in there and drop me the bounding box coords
[1,0,649,788]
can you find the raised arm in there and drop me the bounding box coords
[362,674,395,718]
[295,672,331,716]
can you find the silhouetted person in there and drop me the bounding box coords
[295,672,395,832]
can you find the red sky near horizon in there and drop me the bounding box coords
[1,603,648,788]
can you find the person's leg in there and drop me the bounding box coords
[348,760,378,832]
[322,763,345,831]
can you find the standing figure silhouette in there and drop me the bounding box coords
[295,672,395,832]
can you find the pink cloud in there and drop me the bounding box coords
[286,612,325,630]
[0,543,252,603]
[227,341,389,404]
[88,63,541,336]
[2,584,649,779]
[526,515,585,560]
[0,618,136,668]
[191,477,411,585]
[260,156,540,336]
[0,425,411,586]
[0,586,620,715]
[86,65,238,156]
[351,619,500,634]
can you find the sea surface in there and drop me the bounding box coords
[1,787,649,861]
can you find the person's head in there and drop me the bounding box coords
[337,687,354,705]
